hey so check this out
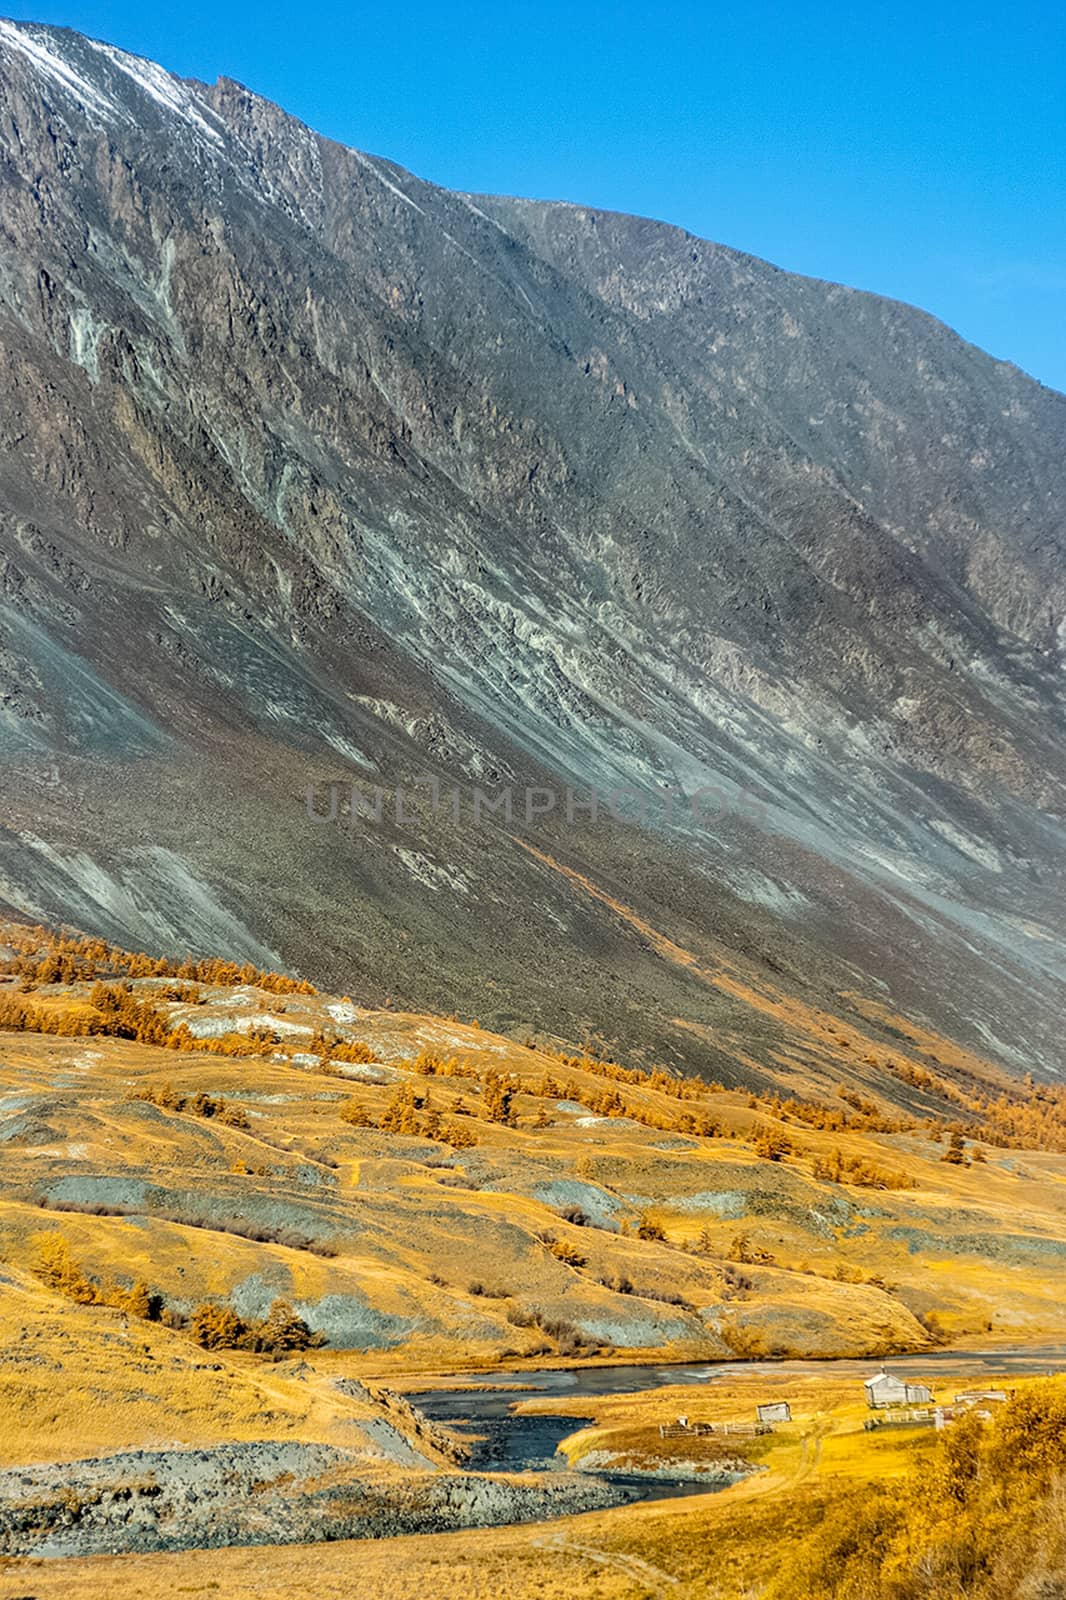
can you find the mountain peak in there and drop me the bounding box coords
[0,16,227,145]
[0,20,1062,1085]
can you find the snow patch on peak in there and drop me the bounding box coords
[0,20,119,120]
[83,39,225,144]
[0,22,226,147]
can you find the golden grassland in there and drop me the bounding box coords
[0,1270,414,1469]
[3,921,1066,1412]
[3,923,1066,1592]
[4,1366,1057,1599]
[8,918,1066,1152]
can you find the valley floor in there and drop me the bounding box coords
[3,1353,1061,1598]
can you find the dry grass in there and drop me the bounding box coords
[3,925,1066,1592]
[3,960,1066,1403]
[0,1363,1014,1598]
[0,1269,403,1468]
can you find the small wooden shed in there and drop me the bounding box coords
[756,1401,791,1424]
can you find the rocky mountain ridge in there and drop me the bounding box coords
[0,18,1062,1083]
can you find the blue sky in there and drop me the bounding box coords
[7,0,1065,391]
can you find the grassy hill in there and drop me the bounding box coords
[4,921,1066,1403]
[3,922,1066,1584]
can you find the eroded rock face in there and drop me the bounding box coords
[0,19,1063,1080]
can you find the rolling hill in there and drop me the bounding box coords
[4,921,1066,1570]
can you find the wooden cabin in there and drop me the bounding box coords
[864,1371,932,1408]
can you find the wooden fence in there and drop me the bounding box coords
[659,1420,771,1439]
[863,1409,935,1431]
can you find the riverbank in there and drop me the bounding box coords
[7,1360,1066,1600]
[0,1443,642,1559]
[9,1346,1064,1560]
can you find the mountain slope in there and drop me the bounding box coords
[9,921,1066,1378]
[0,18,1063,1086]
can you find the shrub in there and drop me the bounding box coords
[258,1298,319,1353]
[812,1147,911,1189]
[720,1264,753,1296]
[727,1233,775,1265]
[189,1303,246,1350]
[441,1118,478,1149]
[636,1212,667,1242]
[124,1280,153,1319]
[312,1033,378,1065]
[32,1235,163,1323]
[536,1317,590,1355]
[772,1382,1066,1600]
[719,1321,769,1358]
[481,1067,517,1126]
[547,1237,587,1268]
[32,1233,97,1304]
[752,1122,790,1161]
[189,1297,322,1353]
[637,1286,695,1310]
[339,1098,376,1127]
[412,1049,454,1075]
[130,1085,250,1128]
[379,1083,422,1135]
[942,1129,969,1165]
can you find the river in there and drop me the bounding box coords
[409,1345,1066,1493]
